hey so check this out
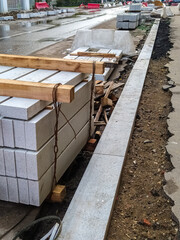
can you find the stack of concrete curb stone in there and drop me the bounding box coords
[0,65,92,206]
[17,8,75,19]
[129,3,142,12]
[116,12,140,30]
[0,8,75,21]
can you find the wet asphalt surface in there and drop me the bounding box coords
[0,6,127,55]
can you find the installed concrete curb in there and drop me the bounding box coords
[58,19,160,240]
[163,16,180,226]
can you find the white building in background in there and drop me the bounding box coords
[0,0,31,13]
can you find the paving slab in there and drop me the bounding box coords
[17,13,30,19]
[0,16,14,21]
[164,15,180,226]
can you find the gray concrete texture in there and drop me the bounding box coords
[164,13,180,226]
[58,19,160,240]
[71,29,135,55]
[0,66,92,205]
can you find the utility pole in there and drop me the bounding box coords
[0,0,8,13]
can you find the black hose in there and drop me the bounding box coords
[12,216,62,240]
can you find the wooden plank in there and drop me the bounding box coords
[94,82,114,122]
[0,54,104,74]
[0,79,74,103]
[94,121,106,126]
[50,185,66,203]
[70,52,116,58]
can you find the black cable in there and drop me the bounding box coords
[12,216,62,240]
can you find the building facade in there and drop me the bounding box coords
[0,0,31,13]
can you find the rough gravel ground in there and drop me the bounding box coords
[106,19,178,240]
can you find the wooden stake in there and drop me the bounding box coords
[70,52,116,58]
[50,185,66,203]
[0,79,74,103]
[101,97,113,107]
[94,82,114,122]
[95,84,104,95]
[0,54,104,74]
[103,110,108,123]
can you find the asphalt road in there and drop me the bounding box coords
[0,6,127,55]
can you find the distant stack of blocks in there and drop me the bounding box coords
[116,3,141,30]
[0,66,92,206]
[116,12,140,30]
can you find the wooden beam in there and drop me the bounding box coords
[70,52,116,58]
[0,54,104,74]
[50,185,66,203]
[0,79,74,103]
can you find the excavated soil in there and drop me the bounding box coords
[107,19,178,240]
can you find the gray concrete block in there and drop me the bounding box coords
[62,9,67,13]
[29,165,54,206]
[4,149,16,177]
[18,179,29,205]
[29,122,89,206]
[23,80,91,151]
[26,102,90,180]
[0,96,9,103]
[129,21,138,29]
[14,120,26,149]
[7,177,19,203]
[18,69,58,82]
[56,122,89,181]
[39,11,48,17]
[17,13,30,19]
[15,150,27,178]
[56,9,62,14]
[0,97,49,120]
[29,12,40,18]
[0,176,8,201]
[141,13,152,20]
[123,13,140,21]
[0,67,35,80]
[67,8,75,13]
[58,154,124,240]
[0,148,5,175]
[129,3,141,11]
[42,71,85,85]
[0,70,84,120]
[141,7,153,12]
[116,21,129,30]
[24,109,61,151]
[2,119,15,148]
[0,66,14,73]
[0,16,14,20]
[117,14,124,22]
[47,11,57,16]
